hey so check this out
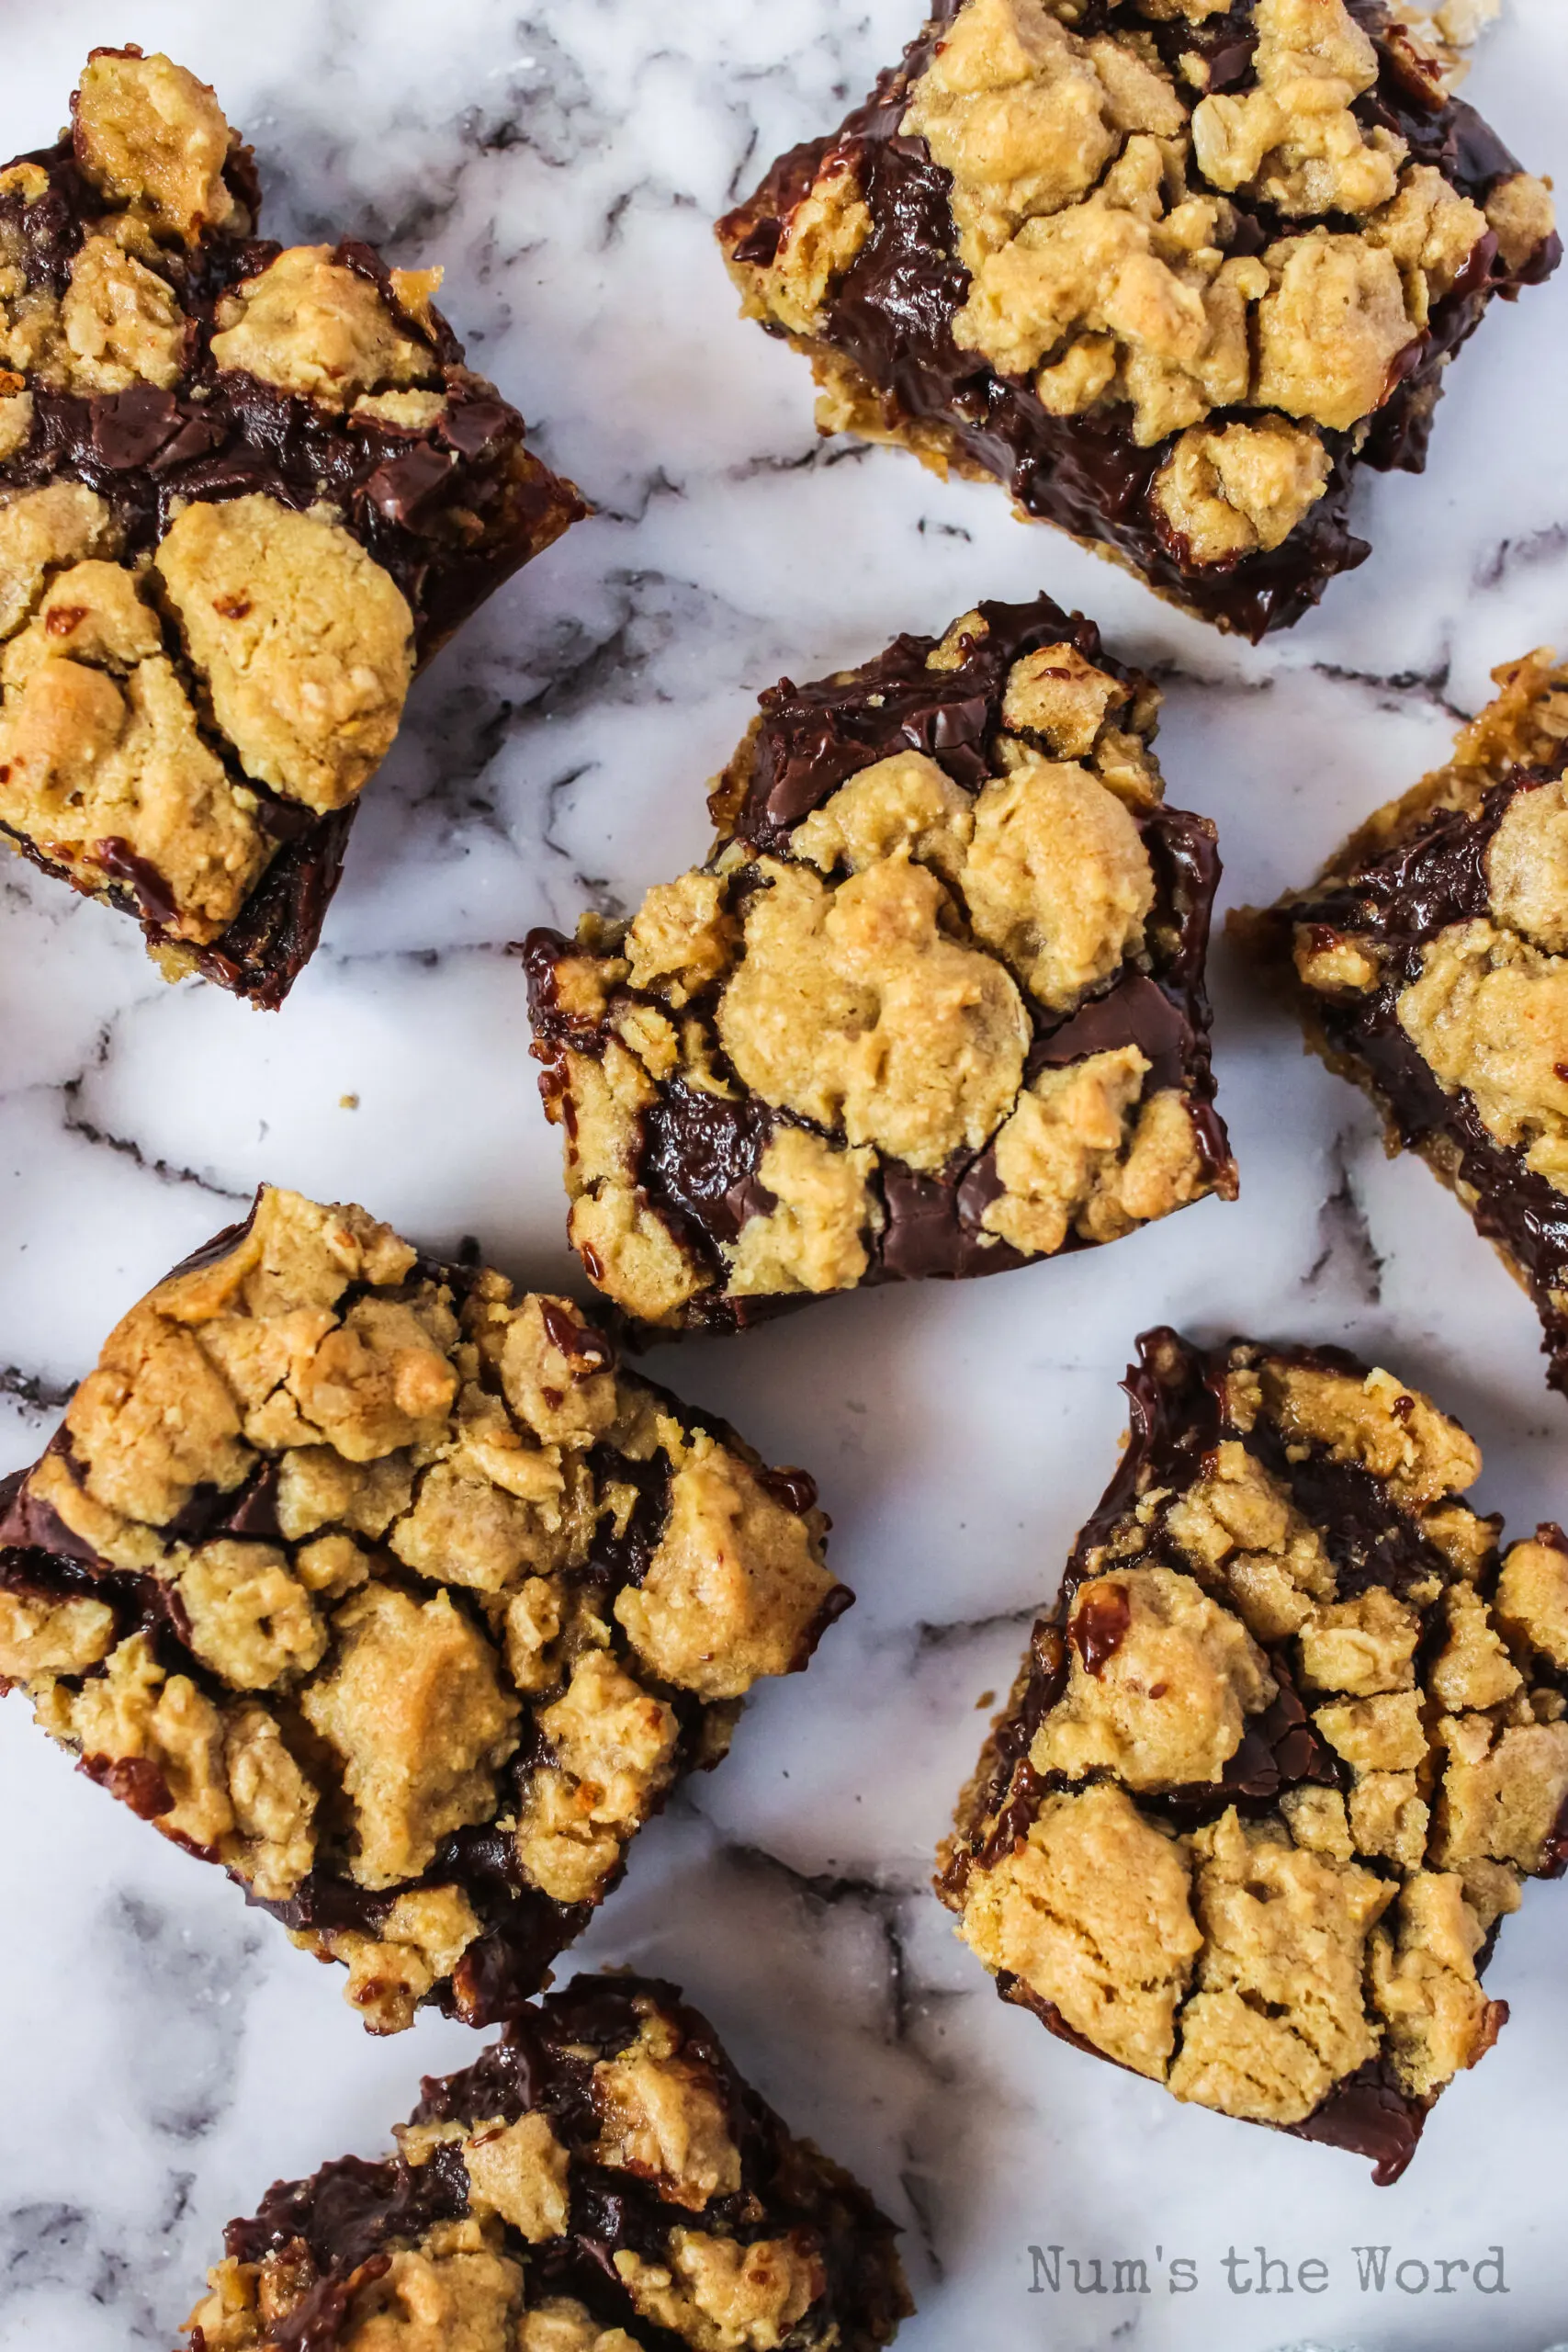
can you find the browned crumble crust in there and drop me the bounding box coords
[1242,649,1568,1394]
[0,1188,845,2031]
[716,0,1557,639]
[937,1327,1568,2179]
[182,1974,912,2352]
[0,47,585,1003]
[524,594,1235,1333]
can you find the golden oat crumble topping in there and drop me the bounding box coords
[0,473,412,938]
[73,51,241,244]
[528,601,1231,1329]
[2,1186,840,2030]
[613,2233,824,2351]
[154,494,414,813]
[210,246,442,410]
[942,1333,1568,2155]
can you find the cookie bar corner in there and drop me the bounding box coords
[0,46,585,1002]
[179,1972,912,2352]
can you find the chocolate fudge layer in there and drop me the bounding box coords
[0,48,585,1003]
[1246,650,1568,1396]
[184,1973,912,2352]
[525,594,1235,1333]
[0,1188,845,2030]
[717,0,1558,639]
[938,1328,1568,2180]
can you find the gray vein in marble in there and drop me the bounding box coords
[1303,1129,1384,1306]
[62,1086,250,1204]
[1475,523,1568,592]
[1305,657,1466,723]
[0,1366,73,1417]
[107,1895,265,2144]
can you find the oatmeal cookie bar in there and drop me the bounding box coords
[938,1327,1568,2179]
[0,1187,844,2031]
[183,1973,911,2352]
[716,0,1558,639]
[525,594,1235,1332]
[0,47,584,1003]
[1245,650,1568,1396]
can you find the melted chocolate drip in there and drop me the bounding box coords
[639,1083,782,1256]
[228,2147,468,2274]
[1290,2061,1428,2185]
[1066,1581,1130,1675]
[721,0,1556,638]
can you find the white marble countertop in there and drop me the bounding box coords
[3,5,1568,2348]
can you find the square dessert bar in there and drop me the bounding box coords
[0,1187,846,2031]
[0,48,585,1003]
[183,1973,912,2352]
[1252,650,1568,1396]
[525,594,1235,1332]
[938,1328,1568,2180]
[717,0,1559,639]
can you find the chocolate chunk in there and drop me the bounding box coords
[89,387,180,470]
[365,442,457,526]
[439,397,510,458]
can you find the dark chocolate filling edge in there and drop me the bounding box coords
[1264,764,1568,1390]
